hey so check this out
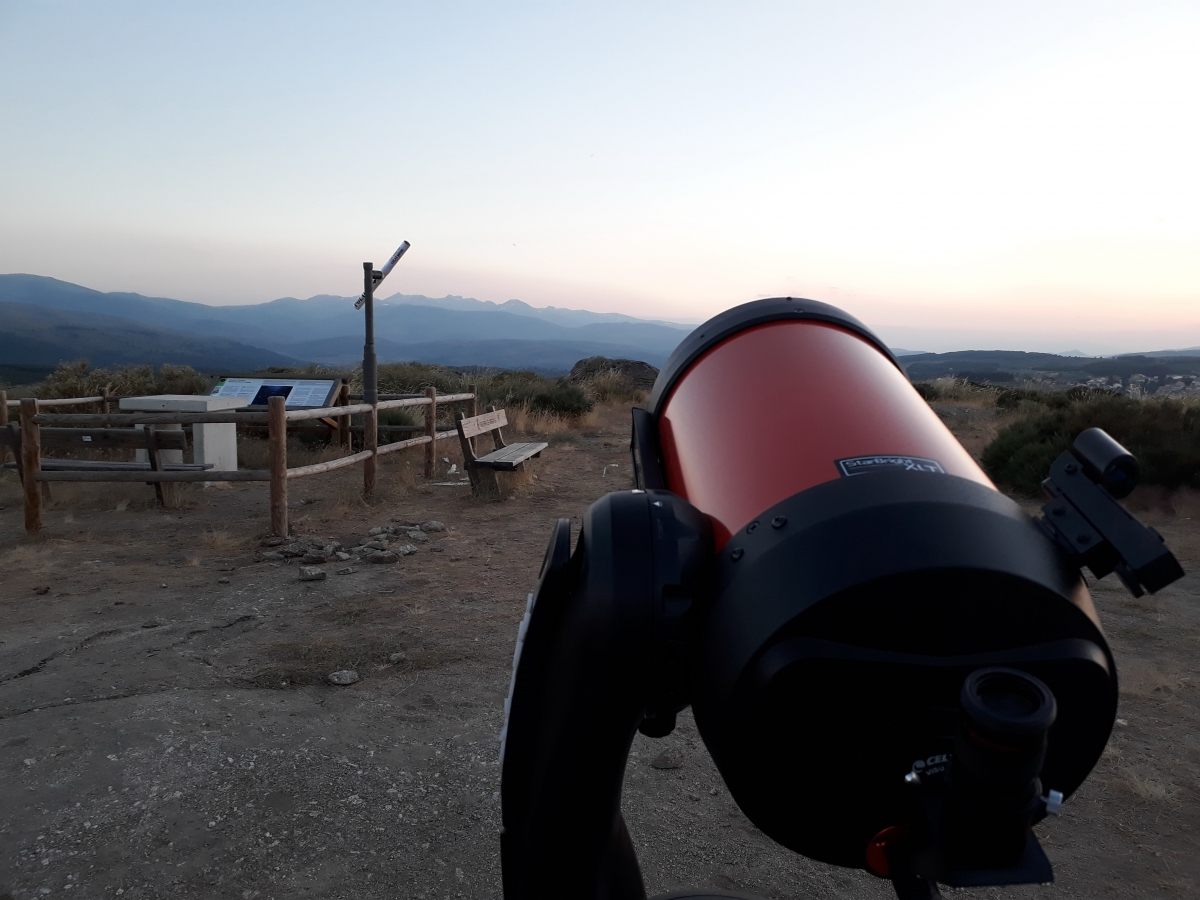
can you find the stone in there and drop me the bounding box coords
[260,551,284,562]
[388,652,408,664]
[420,521,446,532]
[298,566,326,582]
[369,526,387,536]
[649,750,684,770]
[142,619,164,629]
[260,536,287,547]
[217,577,230,584]
[336,567,357,575]
[335,551,352,561]
[569,356,660,391]
[327,670,360,686]
[368,551,399,564]
[363,540,389,551]
[301,552,328,564]
[394,543,419,557]
[281,546,306,558]
[405,530,428,542]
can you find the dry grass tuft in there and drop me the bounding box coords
[199,528,250,554]
[1122,768,1179,803]
[914,378,1000,407]
[579,370,646,404]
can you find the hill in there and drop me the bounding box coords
[280,335,671,372]
[0,274,689,371]
[0,301,306,371]
[901,349,1200,388]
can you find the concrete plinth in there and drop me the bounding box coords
[119,395,248,480]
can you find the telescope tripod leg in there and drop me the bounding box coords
[890,875,942,900]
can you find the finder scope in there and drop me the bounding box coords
[499,298,1184,900]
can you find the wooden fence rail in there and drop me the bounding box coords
[8,384,479,536]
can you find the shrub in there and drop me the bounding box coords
[35,360,208,399]
[579,370,646,403]
[982,395,1200,494]
[362,362,594,418]
[911,378,999,405]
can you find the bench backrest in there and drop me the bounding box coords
[458,408,507,439]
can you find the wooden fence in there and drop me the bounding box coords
[3,386,477,537]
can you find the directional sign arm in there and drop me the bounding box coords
[354,240,410,309]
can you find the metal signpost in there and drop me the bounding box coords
[355,240,410,496]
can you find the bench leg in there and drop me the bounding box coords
[472,464,499,496]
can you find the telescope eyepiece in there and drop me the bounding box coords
[1071,427,1139,499]
[962,667,1057,749]
[947,669,1058,870]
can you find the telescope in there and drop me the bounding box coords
[499,298,1184,899]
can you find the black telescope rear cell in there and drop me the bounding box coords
[645,299,1119,871]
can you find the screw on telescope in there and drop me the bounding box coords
[731,548,744,561]
[772,516,788,529]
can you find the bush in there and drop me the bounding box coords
[579,370,646,403]
[912,378,999,405]
[982,394,1200,494]
[362,362,594,418]
[35,360,208,399]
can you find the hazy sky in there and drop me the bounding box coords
[2,2,1197,353]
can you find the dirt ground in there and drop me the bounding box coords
[1,402,1197,900]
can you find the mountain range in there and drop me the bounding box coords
[0,274,692,374]
[4,274,1197,383]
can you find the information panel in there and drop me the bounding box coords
[209,377,339,409]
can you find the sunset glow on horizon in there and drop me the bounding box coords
[1,1,1197,354]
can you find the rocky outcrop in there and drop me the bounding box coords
[569,356,660,391]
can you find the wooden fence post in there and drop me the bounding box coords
[98,386,111,415]
[268,396,288,536]
[424,387,437,479]
[363,401,378,498]
[20,398,42,532]
[338,382,351,451]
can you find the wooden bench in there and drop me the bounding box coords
[454,407,547,494]
[1,424,211,505]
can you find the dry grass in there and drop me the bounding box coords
[237,434,345,470]
[1121,768,1180,803]
[0,542,60,578]
[916,377,1001,407]
[580,370,647,404]
[1119,662,1184,699]
[506,406,597,438]
[199,528,252,554]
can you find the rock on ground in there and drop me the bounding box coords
[569,356,660,391]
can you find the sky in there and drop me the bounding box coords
[1,1,1198,354]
